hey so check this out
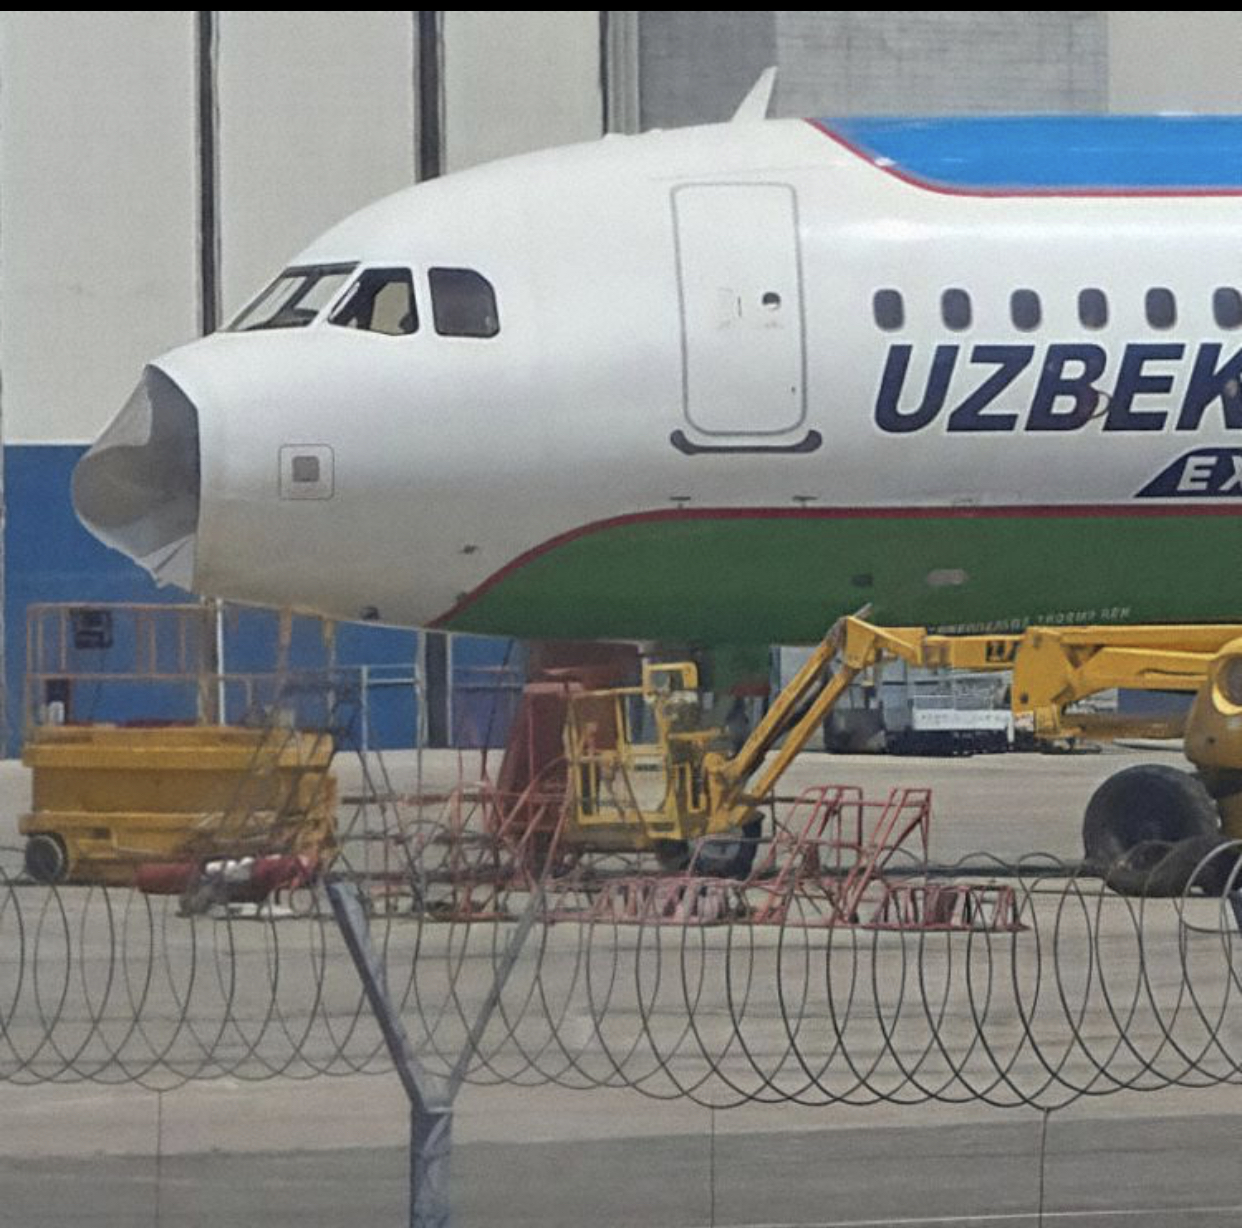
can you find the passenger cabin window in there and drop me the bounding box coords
[1214,287,1242,329]
[1146,287,1176,330]
[429,268,500,338]
[941,288,971,331]
[1078,288,1108,330]
[229,264,356,331]
[873,289,904,331]
[329,268,418,336]
[1010,289,1041,332]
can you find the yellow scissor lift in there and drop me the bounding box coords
[18,604,338,889]
[511,615,1242,892]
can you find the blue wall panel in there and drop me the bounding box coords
[5,445,172,751]
[4,444,517,755]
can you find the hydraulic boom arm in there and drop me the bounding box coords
[701,615,1242,835]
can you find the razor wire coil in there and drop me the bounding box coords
[3,833,1242,1113]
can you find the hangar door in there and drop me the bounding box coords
[672,183,805,436]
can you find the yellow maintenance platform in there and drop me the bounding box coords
[21,724,336,886]
[18,603,339,887]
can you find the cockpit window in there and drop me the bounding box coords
[429,268,500,338]
[329,268,418,336]
[229,264,356,331]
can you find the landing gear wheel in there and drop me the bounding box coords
[24,832,68,884]
[1083,764,1234,896]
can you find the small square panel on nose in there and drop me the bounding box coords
[279,445,333,500]
[291,455,320,484]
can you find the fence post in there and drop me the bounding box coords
[327,880,452,1227]
[327,871,545,1225]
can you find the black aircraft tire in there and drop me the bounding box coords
[1083,764,1234,896]
[24,832,68,885]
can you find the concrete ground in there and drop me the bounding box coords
[2,743,1241,1226]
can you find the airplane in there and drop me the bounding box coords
[71,92,1242,652]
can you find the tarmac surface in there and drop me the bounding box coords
[3,1108,1242,1227]
[2,742,1241,1227]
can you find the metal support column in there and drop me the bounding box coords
[423,631,450,748]
[327,877,544,1225]
[416,11,444,181]
[328,881,451,1227]
[195,10,221,335]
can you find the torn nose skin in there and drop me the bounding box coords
[72,367,201,588]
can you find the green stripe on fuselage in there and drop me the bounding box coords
[443,511,1242,643]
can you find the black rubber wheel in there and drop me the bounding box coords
[654,839,690,872]
[688,816,764,880]
[1083,764,1234,895]
[24,832,68,884]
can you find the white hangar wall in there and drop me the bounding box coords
[0,11,199,446]
[444,11,602,171]
[2,10,1242,749]
[0,10,603,445]
[1107,10,1242,112]
[5,9,1240,447]
[632,11,1242,130]
[0,10,601,752]
[217,11,419,322]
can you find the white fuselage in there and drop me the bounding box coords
[74,117,1242,640]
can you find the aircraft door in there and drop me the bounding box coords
[672,183,806,439]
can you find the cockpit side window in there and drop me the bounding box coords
[229,264,356,332]
[429,268,500,338]
[329,268,419,336]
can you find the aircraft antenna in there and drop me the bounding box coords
[731,66,777,122]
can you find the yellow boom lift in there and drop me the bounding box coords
[524,615,1242,891]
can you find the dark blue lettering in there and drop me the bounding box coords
[1176,343,1242,430]
[1026,344,1108,431]
[1105,344,1182,431]
[874,344,957,434]
[945,345,1033,432]
[1137,448,1242,497]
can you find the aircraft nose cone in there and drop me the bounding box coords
[73,367,201,588]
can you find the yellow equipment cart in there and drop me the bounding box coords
[18,604,338,888]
